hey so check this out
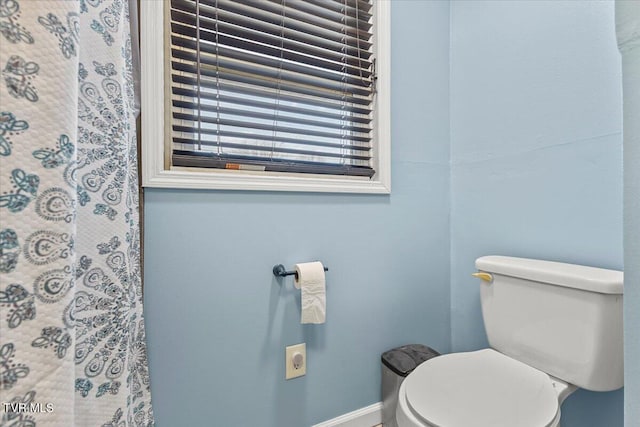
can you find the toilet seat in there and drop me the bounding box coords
[403,349,560,427]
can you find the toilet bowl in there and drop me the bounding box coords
[396,349,576,427]
[396,256,623,427]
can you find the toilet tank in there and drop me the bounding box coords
[476,256,623,392]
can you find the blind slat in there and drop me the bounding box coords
[173,125,371,152]
[170,23,371,80]
[262,0,373,31]
[170,9,372,69]
[172,152,375,177]
[171,0,373,54]
[171,61,372,105]
[173,112,371,142]
[306,0,373,18]
[173,0,373,50]
[172,139,371,161]
[326,0,373,13]
[172,91,371,124]
[200,0,372,41]
[168,0,376,177]
[171,77,373,116]
[172,100,372,132]
[304,0,372,21]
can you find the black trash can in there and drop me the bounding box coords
[381,344,440,427]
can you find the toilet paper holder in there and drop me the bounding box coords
[272,264,329,280]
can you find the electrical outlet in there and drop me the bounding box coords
[285,343,306,380]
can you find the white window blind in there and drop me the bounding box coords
[168,0,376,177]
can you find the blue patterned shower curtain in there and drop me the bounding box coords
[0,0,153,425]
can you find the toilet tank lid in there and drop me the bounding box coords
[476,256,623,295]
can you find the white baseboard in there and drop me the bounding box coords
[312,402,382,427]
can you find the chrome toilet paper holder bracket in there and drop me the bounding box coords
[272,264,329,280]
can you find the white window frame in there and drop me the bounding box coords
[140,0,390,194]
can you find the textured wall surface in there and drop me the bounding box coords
[143,1,451,425]
[450,1,623,425]
[143,1,629,425]
[617,1,640,425]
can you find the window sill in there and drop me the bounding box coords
[142,166,390,194]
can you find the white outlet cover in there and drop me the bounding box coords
[285,343,306,380]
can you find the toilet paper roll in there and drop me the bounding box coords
[294,261,326,324]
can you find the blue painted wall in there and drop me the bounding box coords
[450,1,623,426]
[143,1,451,425]
[617,1,640,425]
[144,1,628,425]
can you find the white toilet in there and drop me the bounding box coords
[396,255,623,427]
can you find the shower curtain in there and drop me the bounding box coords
[0,0,153,425]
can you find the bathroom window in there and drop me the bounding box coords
[140,0,390,193]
